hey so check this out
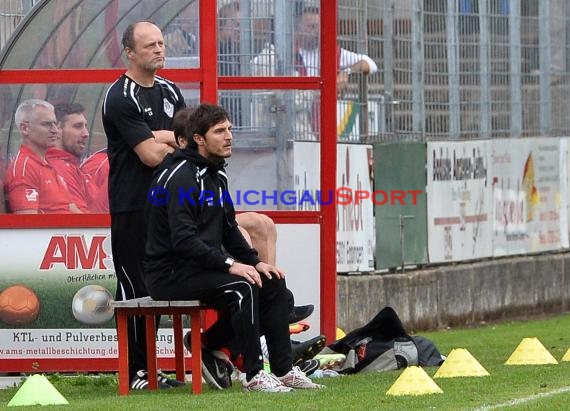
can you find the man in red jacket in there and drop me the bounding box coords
[46,102,91,212]
[5,99,79,214]
[81,149,109,213]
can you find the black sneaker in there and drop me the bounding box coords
[291,335,326,366]
[183,331,233,390]
[289,305,315,324]
[298,358,320,376]
[130,369,171,390]
[157,369,186,387]
[201,349,232,389]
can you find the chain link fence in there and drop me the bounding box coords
[362,0,570,142]
[1,0,568,142]
[0,0,37,50]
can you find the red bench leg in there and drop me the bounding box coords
[172,314,186,382]
[190,308,203,394]
[145,315,158,389]
[116,310,130,395]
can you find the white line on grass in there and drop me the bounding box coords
[474,386,570,410]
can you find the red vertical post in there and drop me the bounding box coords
[145,314,158,389]
[172,314,186,382]
[116,311,129,395]
[200,0,218,103]
[320,0,338,342]
[190,309,203,394]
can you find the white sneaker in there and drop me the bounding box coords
[242,369,292,393]
[277,366,325,389]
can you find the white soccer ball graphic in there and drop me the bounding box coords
[72,285,114,325]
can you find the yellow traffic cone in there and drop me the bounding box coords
[386,366,443,396]
[433,348,490,378]
[505,337,558,365]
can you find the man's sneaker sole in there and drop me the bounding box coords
[292,335,327,365]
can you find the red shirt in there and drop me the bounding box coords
[46,148,89,212]
[5,145,74,213]
[81,150,109,213]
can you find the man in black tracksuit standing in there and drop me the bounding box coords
[143,104,324,392]
[102,21,186,389]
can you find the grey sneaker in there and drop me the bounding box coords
[277,366,325,389]
[242,369,292,392]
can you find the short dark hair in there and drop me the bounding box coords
[172,107,193,147]
[173,104,231,151]
[122,20,156,50]
[54,102,85,124]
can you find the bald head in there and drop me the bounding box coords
[122,21,166,75]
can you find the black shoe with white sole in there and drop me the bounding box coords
[201,349,232,389]
[158,369,186,387]
[298,358,320,376]
[130,370,171,390]
[183,331,233,390]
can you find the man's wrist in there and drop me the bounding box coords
[224,257,235,271]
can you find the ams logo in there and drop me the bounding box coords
[40,235,112,270]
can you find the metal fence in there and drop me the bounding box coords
[1,0,569,142]
[0,0,36,50]
[214,0,570,142]
[361,0,570,142]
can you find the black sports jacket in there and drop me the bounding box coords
[144,149,260,276]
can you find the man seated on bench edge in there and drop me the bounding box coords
[143,104,324,392]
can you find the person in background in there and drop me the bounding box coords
[46,102,90,213]
[295,5,378,87]
[5,99,80,214]
[102,20,186,390]
[81,148,109,213]
[294,6,379,137]
[217,1,244,126]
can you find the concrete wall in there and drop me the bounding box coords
[337,252,570,332]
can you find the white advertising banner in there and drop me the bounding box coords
[427,140,493,263]
[492,138,564,255]
[0,229,118,361]
[293,142,375,272]
[0,225,320,364]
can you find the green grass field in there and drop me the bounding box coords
[2,313,570,410]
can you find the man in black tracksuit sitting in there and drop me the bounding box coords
[143,104,324,392]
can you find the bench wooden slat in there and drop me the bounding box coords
[110,297,202,308]
[168,300,202,308]
[110,296,155,308]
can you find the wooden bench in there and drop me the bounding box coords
[111,297,207,395]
